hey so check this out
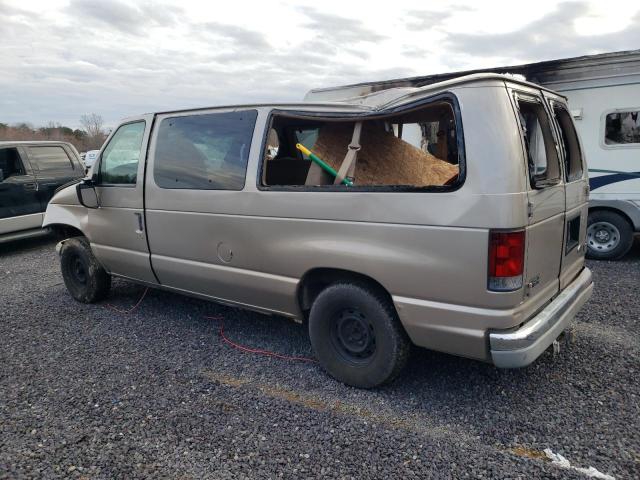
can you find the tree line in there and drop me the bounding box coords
[0,114,108,153]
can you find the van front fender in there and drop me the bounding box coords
[43,203,89,238]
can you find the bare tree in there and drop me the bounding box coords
[79,113,105,138]
[79,113,107,150]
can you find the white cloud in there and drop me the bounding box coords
[0,0,638,128]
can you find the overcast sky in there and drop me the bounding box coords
[1,0,638,129]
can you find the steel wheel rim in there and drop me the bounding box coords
[330,308,376,364]
[587,221,620,253]
[70,254,88,285]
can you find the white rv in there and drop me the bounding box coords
[306,50,640,260]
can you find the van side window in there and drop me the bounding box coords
[553,104,584,182]
[28,146,74,173]
[0,147,26,179]
[154,110,257,190]
[100,122,146,185]
[604,111,640,145]
[261,100,461,189]
[517,98,561,188]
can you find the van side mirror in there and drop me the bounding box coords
[76,180,99,209]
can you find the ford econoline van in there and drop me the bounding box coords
[44,74,593,388]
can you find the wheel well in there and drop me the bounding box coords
[297,268,394,318]
[49,224,85,240]
[588,207,634,228]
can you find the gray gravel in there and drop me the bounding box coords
[1,237,639,479]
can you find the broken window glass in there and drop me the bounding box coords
[517,99,561,188]
[552,104,583,182]
[263,101,460,189]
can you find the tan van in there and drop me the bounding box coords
[44,74,593,388]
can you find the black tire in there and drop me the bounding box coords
[586,210,634,260]
[308,282,411,388]
[60,237,111,303]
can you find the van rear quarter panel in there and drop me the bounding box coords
[145,86,531,360]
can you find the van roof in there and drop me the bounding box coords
[142,73,563,120]
[304,73,566,103]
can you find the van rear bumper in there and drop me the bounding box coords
[490,267,593,368]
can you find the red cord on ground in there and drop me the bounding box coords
[205,315,317,363]
[104,287,149,314]
[101,291,315,363]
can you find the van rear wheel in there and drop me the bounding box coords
[586,211,633,260]
[60,237,111,303]
[308,282,411,388]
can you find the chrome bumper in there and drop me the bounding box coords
[490,268,593,368]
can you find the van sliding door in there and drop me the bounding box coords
[143,109,297,314]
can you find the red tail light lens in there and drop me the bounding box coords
[488,230,525,291]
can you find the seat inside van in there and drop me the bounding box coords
[262,101,460,188]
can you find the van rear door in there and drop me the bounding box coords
[511,90,565,303]
[546,97,589,288]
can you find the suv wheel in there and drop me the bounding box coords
[308,282,411,388]
[586,211,634,260]
[60,237,111,303]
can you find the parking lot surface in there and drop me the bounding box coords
[1,238,639,479]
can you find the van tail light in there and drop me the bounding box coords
[488,230,525,291]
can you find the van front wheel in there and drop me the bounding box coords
[586,211,634,260]
[308,283,411,388]
[60,237,111,303]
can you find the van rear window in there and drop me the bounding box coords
[261,100,461,190]
[516,98,561,188]
[553,104,583,182]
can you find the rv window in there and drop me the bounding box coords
[553,105,583,182]
[604,111,640,145]
[261,101,460,190]
[517,99,560,188]
[154,110,257,190]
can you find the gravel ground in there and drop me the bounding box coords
[1,237,639,479]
